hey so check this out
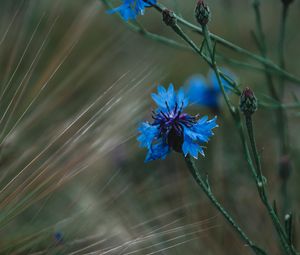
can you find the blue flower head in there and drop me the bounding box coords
[138,84,218,162]
[186,69,235,110]
[107,0,156,21]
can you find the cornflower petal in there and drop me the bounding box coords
[145,139,170,162]
[137,122,159,148]
[107,0,156,21]
[182,135,204,159]
[186,68,235,109]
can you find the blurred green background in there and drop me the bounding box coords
[0,0,299,254]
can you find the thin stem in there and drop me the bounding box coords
[101,0,190,51]
[252,0,266,54]
[201,24,235,115]
[202,12,297,254]
[235,112,258,180]
[245,116,264,183]
[169,23,240,95]
[278,4,289,93]
[147,0,300,85]
[252,0,279,101]
[245,115,296,255]
[199,21,261,207]
[184,155,267,255]
[278,2,291,216]
[165,21,238,115]
[259,102,300,110]
[252,0,291,218]
[104,0,300,85]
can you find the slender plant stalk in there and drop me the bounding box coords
[252,0,291,217]
[167,23,240,95]
[245,115,297,255]
[200,17,298,255]
[201,24,235,115]
[159,8,292,253]
[101,0,190,51]
[148,0,300,85]
[168,19,267,254]
[103,0,300,85]
[278,3,289,92]
[184,155,267,255]
[278,1,291,216]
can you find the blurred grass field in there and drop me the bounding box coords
[0,0,299,254]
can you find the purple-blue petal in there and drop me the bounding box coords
[145,139,170,162]
[107,0,156,21]
[137,122,159,148]
[152,84,188,113]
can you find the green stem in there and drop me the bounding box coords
[169,23,240,95]
[147,0,300,85]
[252,0,291,219]
[245,116,263,182]
[259,102,300,110]
[245,115,296,255]
[166,21,238,116]
[184,156,267,255]
[278,4,289,94]
[201,11,297,253]
[101,0,190,51]
[278,2,291,217]
[104,0,300,85]
[201,24,235,115]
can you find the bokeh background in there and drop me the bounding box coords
[0,0,299,254]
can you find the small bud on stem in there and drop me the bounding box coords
[195,0,210,26]
[239,87,258,117]
[162,9,177,27]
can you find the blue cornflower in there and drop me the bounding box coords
[107,0,156,21]
[186,70,235,110]
[138,84,218,162]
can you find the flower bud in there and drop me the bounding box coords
[239,87,258,116]
[195,0,210,26]
[162,9,177,27]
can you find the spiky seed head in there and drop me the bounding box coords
[239,87,258,116]
[195,0,210,26]
[162,9,177,27]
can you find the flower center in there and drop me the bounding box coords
[152,101,198,153]
[167,125,183,152]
